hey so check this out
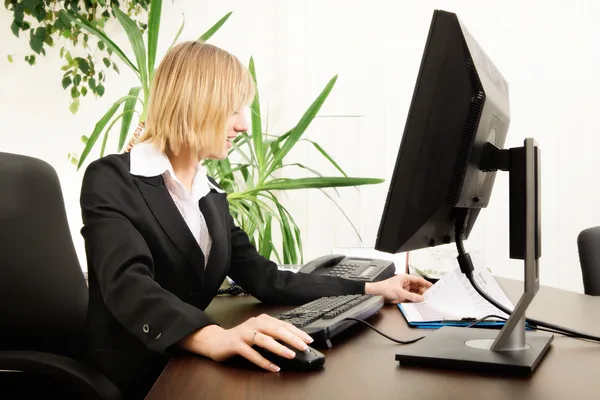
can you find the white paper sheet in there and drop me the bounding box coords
[402,264,514,323]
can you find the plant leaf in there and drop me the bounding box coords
[251,177,384,193]
[230,132,256,169]
[59,11,139,75]
[118,86,142,151]
[69,98,80,114]
[258,213,273,261]
[198,11,232,41]
[101,110,136,157]
[265,129,291,165]
[77,95,135,169]
[303,139,348,177]
[279,202,303,264]
[11,22,19,37]
[266,75,337,177]
[100,124,111,157]
[248,57,264,176]
[230,199,264,240]
[168,13,185,51]
[62,76,72,89]
[280,162,340,196]
[75,57,90,74]
[29,26,46,54]
[146,0,162,82]
[275,201,296,264]
[7,54,13,63]
[112,7,148,94]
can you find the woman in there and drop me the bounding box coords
[80,41,431,399]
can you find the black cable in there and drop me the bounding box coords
[467,314,507,328]
[468,314,600,342]
[454,208,600,344]
[343,317,425,344]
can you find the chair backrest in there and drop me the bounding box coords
[0,152,88,355]
[577,226,600,296]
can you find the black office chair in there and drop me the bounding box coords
[0,152,122,399]
[577,226,600,296]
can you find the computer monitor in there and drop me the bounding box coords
[374,9,553,375]
[375,9,509,255]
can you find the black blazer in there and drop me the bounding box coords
[80,153,365,398]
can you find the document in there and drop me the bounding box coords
[400,263,514,324]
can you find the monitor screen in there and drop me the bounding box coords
[375,9,510,254]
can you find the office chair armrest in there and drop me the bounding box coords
[0,350,122,400]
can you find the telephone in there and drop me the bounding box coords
[218,254,396,297]
[297,254,396,282]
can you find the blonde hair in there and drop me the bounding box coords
[141,41,255,157]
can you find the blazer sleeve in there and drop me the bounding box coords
[80,157,216,354]
[225,213,366,305]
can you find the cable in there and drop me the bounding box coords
[454,208,600,344]
[468,314,600,343]
[343,317,425,344]
[466,314,507,328]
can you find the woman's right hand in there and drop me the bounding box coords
[179,314,314,372]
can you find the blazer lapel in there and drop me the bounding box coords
[134,175,206,286]
[199,191,229,293]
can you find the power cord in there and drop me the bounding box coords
[454,208,600,344]
[468,314,599,342]
[343,317,425,344]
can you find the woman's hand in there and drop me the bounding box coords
[179,314,313,372]
[365,274,433,303]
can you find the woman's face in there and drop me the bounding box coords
[207,107,249,160]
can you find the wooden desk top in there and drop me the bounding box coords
[146,278,600,400]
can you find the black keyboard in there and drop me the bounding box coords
[276,294,384,348]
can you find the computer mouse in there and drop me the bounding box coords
[253,340,326,371]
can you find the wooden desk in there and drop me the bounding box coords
[146,279,600,400]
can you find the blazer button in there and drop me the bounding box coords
[143,324,150,334]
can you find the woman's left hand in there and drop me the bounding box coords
[365,274,433,304]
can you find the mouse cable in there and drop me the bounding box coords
[343,317,425,344]
[454,208,600,345]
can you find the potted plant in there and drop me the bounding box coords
[62,0,384,263]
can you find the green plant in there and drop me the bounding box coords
[4,0,152,114]
[204,61,384,264]
[61,0,231,166]
[64,0,384,263]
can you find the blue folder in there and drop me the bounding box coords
[397,304,511,329]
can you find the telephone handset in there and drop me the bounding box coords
[218,254,397,297]
[297,254,395,282]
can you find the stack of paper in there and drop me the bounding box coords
[399,263,515,328]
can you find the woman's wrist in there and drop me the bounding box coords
[179,324,224,354]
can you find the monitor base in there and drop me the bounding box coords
[395,326,553,375]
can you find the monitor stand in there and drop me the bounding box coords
[395,138,554,375]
